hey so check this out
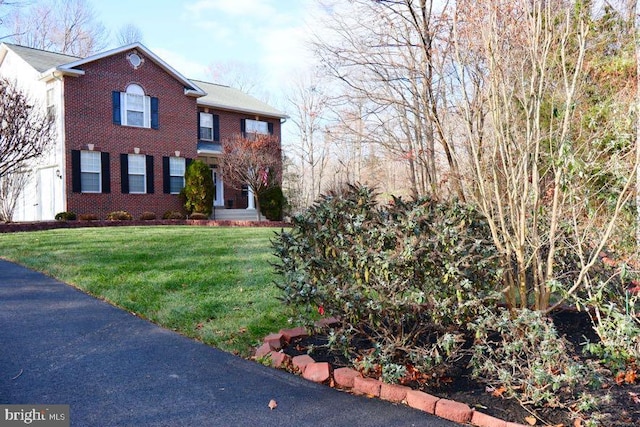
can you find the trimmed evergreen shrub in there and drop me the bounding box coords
[259,185,287,221]
[106,211,133,221]
[183,160,214,216]
[55,211,76,221]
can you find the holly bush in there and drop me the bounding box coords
[272,184,502,379]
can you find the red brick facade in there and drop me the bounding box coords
[197,106,282,209]
[62,48,281,218]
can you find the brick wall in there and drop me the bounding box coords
[197,106,283,209]
[64,49,198,219]
[63,48,282,219]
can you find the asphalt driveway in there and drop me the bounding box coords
[0,260,459,427]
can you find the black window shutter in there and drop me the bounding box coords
[146,155,154,194]
[240,118,246,137]
[268,122,274,135]
[151,97,159,129]
[101,152,111,193]
[162,156,170,194]
[186,158,193,170]
[120,154,129,194]
[112,91,121,125]
[71,150,81,193]
[213,115,220,142]
[197,111,201,140]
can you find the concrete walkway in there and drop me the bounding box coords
[0,260,459,427]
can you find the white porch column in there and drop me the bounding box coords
[247,186,255,209]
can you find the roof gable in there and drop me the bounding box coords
[56,43,205,96]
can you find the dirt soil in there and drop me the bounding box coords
[281,310,640,427]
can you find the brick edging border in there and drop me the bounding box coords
[254,323,528,427]
[0,219,291,233]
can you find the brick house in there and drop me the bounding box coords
[0,42,287,221]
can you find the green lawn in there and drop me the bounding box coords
[0,226,291,356]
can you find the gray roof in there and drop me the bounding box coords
[191,79,287,119]
[1,43,286,119]
[2,43,79,73]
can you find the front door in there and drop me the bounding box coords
[212,169,224,207]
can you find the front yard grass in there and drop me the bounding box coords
[0,226,289,356]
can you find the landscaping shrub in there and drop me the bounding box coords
[139,211,157,220]
[163,210,185,220]
[259,185,287,221]
[106,210,133,221]
[55,211,76,221]
[469,308,599,412]
[273,184,502,380]
[78,213,98,221]
[189,212,208,220]
[183,160,213,216]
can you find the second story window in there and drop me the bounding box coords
[112,85,159,129]
[46,87,55,119]
[199,112,213,140]
[199,112,219,141]
[125,85,146,127]
[245,119,269,135]
[242,118,273,140]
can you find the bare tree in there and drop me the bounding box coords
[0,77,55,179]
[312,0,464,200]
[220,133,282,220]
[0,169,28,221]
[285,71,330,206]
[0,77,55,222]
[9,0,107,56]
[206,60,269,102]
[453,0,637,310]
[116,23,143,45]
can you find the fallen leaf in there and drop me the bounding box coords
[624,370,637,384]
[268,399,277,410]
[573,418,582,427]
[525,415,537,425]
[615,371,626,385]
[491,385,507,398]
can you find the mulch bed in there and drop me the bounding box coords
[282,310,639,426]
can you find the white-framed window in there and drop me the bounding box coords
[122,84,150,128]
[169,157,185,194]
[128,154,146,193]
[199,112,213,140]
[46,87,55,119]
[80,151,101,193]
[245,119,269,135]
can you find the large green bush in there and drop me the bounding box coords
[259,185,287,221]
[272,184,502,379]
[183,160,214,216]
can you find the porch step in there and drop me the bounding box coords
[209,208,264,221]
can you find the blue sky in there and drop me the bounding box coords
[92,0,318,101]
